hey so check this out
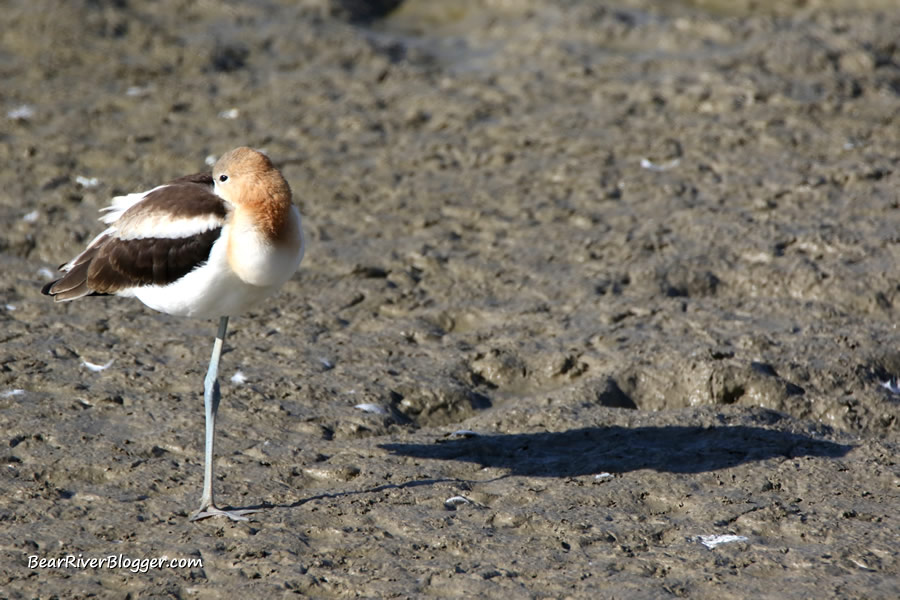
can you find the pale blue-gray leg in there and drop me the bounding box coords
[189,316,256,522]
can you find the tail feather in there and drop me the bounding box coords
[42,254,97,302]
[41,231,114,302]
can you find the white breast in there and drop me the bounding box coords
[228,205,305,288]
[132,207,304,319]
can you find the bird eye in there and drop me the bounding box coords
[219,174,228,182]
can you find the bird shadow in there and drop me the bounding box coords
[228,419,852,522]
[378,423,853,477]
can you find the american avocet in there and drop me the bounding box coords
[42,147,305,521]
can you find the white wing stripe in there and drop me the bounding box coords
[115,213,224,240]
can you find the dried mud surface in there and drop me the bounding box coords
[1,0,898,598]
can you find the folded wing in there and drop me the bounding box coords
[42,173,228,301]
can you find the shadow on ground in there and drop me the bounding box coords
[380,423,853,477]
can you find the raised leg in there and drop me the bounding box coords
[189,316,257,522]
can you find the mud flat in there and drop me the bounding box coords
[1,0,897,597]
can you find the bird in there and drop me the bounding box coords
[42,147,305,521]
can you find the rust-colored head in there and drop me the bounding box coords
[213,147,294,241]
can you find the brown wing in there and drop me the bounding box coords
[42,175,227,302]
[86,228,223,293]
[170,172,215,186]
[115,173,220,230]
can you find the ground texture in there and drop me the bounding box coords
[1,0,898,597]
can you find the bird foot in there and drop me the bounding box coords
[189,504,258,522]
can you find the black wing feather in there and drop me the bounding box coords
[90,228,222,292]
[42,174,225,302]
